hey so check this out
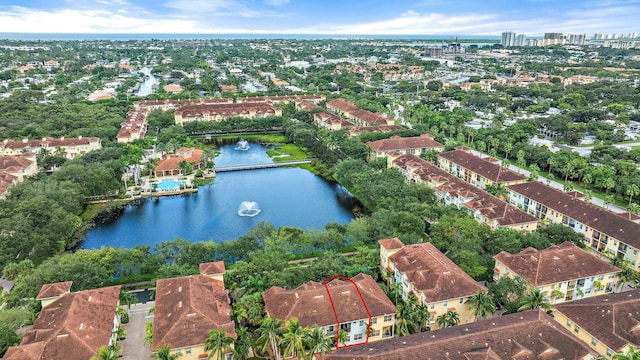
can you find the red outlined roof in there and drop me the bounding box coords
[322,275,373,348]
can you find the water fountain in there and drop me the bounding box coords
[237,201,262,217]
[235,140,250,151]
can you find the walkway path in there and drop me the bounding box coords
[467,149,626,213]
[120,302,154,360]
[215,159,313,172]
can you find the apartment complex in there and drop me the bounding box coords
[379,239,486,328]
[0,136,102,159]
[326,310,598,360]
[153,262,235,360]
[494,242,620,304]
[437,147,527,189]
[366,134,444,159]
[117,108,149,143]
[326,98,393,126]
[507,181,640,268]
[173,103,282,125]
[4,283,121,360]
[314,111,354,130]
[262,273,397,347]
[389,153,538,230]
[553,290,640,358]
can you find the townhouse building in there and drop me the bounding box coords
[437,147,527,189]
[314,111,354,131]
[326,310,598,360]
[379,238,487,328]
[506,181,640,268]
[262,273,397,347]
[389,153,539,231]
[494,242,620,304]
[366,134,444,159]
[553,290,640,358]
[0,136,102,160]
[4,283,121,360]
[153,262,235,360]
[173,103,282,125]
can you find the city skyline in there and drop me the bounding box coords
[0,0,638,35]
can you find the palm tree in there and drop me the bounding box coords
[280,318,309,359]
[116,326,127,340]
[517,288,552,312]
[91,344,121,360]
[593,280,605,292]
[613,345,640,360]
[582,173,593,191]
[256,316,284,360]
[337,329,349,347]
[204,329,234,360]
[550,287,565,304]
[465,291,496,321]
[616,267,638,292]
[436,310,460,328]
[629,202,640,215]
[604,177,616,196]
[305,325,332,360]
[232,327,252,360]
[143,321,153,347]
[627,184,640,206]
[119,290,137,309]
[154,344,181,360]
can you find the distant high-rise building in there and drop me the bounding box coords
[515,34,527,47]
[544,32,565,40]
[593,33,604,40]
[629,32,638,39]
[501,31,517,47]
[567,34,586,45]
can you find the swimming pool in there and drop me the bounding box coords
[155,179,186,191]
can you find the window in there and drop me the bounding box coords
[443,300,448,308]
[459,297,464,304]
[430,303,435,310]
[566,319,572,327]
[574,325,580,333]
[371,329,380,337]
[359,320,366,327]
[607,349,613,356]
[327,325,335,333]
[591,337,597,346]
[384,315,393,322]
[371,318,377,325]
[186,348,191,355]
[354,334,363,341]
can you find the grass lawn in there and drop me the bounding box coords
[267,144,308,162]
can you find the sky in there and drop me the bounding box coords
[0,0,639,36]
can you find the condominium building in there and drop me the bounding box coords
[494,242,620,304]
[501,31,517,47]
[379,238,486,329]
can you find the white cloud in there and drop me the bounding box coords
[264,0,290,5]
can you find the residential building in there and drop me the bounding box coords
[262,273,397,347]
[494,242,620,303]
[390,153,539,231]
[0,137,102,160]
[326,98,358,116]
[366,134,444,159]
[314,111,354,130]
[173,103,282,125]
[347,125,404,137]
[4,283,121,360]
[326,98,392,126]
[506,181,640,268]
[437,147,527,189]
[0,172,18,199]
[379,239,486,328]
[154,147,204,177]
[325,309,599,360]
[516,34,527,47]
[153,261,234,360]
[0,153,38,181]
[117,108,149,144]
[553,290,640,358]
[501,31,517,47]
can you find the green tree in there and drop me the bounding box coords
[143,322,154,347]
[517,288,552,312]
[154,344,181,360]
[465,291,496,321]
[91,344,121,360]
[436,310,460,328]
[204,329,234,360]
[256,316,284,360]
[232,327,252,360]
[305,325,332,360]
[626,184,640,207]
[613,346,640,360]
[280,318,309,359]
[550,286,565,304]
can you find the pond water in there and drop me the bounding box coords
[81,143,355,249]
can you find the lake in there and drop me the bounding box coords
[81,142,355,249]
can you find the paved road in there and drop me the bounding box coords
[554,141,640,157]
[467,149,626,214]
[120,301,155,360]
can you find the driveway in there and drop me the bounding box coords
[120,301,155,360]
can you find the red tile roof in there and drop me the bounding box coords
[366,134,443,152]
[199,261,226,276]
[378,237,404,250]
[6,285,121,360]
[389,242,486,302]
[0,155,34,172]
[507,181,640,249]
[36,281,73,300]
[327,98,358,113]
[314,111,354,128]
[153,275,234,350]
[263,273,396,328]
[155,148,203,172]
[494,242,620,286]
[325,310,598,360]
[174,103,278,118]
[438,148,527,183]
[349,109,391,126]
[553,289,640,352]
[347,125,404,136]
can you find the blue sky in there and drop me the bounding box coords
[0,0,639,35]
